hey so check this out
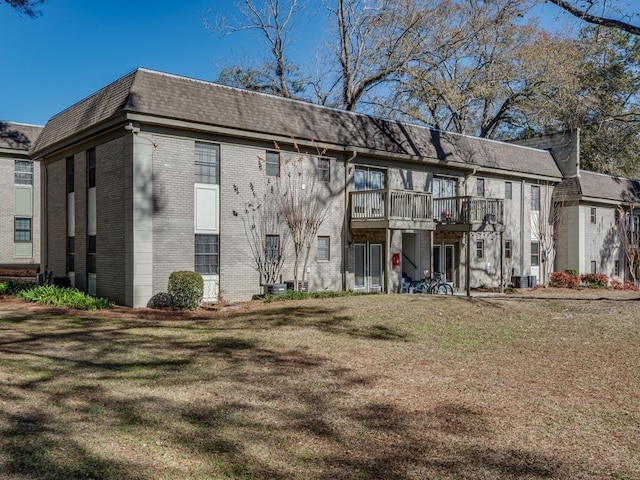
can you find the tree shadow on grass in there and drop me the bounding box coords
[0,305,597,480]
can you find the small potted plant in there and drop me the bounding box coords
[441,209,452,221]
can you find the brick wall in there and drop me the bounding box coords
[45,158,67,275]
[96,137,127,304]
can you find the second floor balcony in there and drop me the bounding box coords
[350,190,504,232]
[350,189,435,230]
[434,196,504,232]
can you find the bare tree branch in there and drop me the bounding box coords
[546,0,640,36]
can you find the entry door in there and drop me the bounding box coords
[355,243,384,292]
[432,243,456,287]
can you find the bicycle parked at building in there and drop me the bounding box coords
[409,272,453,295]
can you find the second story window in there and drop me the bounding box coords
[505,182,512,200]
[531,185,540,212]
[15,160,33,185]
[266,151,280,177]
[476,178,485,197]
[590,207,597,224]
[354,167,384,191]
[317,157,330,183]
[476,240,484,259]
[265,235,280,262]
[87,148,96,188]
[195,142,220,184]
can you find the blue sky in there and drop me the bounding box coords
[1,0,324,125]
[1,1,637,126]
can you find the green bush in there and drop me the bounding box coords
[1,279,36,295]
[16,285,113,310]
[0,282,6,294]
[168,271,203,310]
[263,289,370,303]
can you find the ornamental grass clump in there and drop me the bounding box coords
[16,285,113,310]
[168,271,203,310]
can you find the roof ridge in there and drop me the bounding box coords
[0,121,43,128]
[45,68,140,123]
[135,67,551,156]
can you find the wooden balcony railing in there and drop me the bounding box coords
[349,191,504,231]
[350,189,433,229]
[433,196,504,226]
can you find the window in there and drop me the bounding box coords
[87,235,96,274]
[317,157,330,183]
[590,261,597,274]
[531,241,539,266]
[476,178,485,197]
[66,156,74,194]
[505,240,512,259]
[505,182,512,200]
[317,236,330,261]
[14,217,31,242]
[476,240,484,259]
[87,148,96,188]
[590,207,597,224]
[265,235,280,262]
[67,237,75,272]
[14,160,33,185]
[195,234,219,275]
[614,260,620,276]
[195,142,220,184]
[531,185,540,212]
[266,151,280,177]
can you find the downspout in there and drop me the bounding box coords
[343,150,357,291]
[464,168,476,295]
[520,179,526,276]
[43,160,49,274]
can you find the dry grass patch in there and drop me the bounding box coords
[0,292,639,479]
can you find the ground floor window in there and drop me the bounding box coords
[265,235,280,263]
[531,241,539,267]
[504,240,512,259]
[195,234,219,275]
[614,260,620,276]
[591,260,597,274]
[14,217,32,242]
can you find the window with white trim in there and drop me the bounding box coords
[476,178,485,197]
[265,235,280,262]
[317,157,330,182]
[195,234,219,275]
[195,142,220,184]
[531,241,539,266]
[266,151,280,177]
[476,240,484,259]
[14,160,33,185]
[505,240,512,259]
[505,182,512,200]
[590,207,597,224]
[317,236,330,261]
[14,217,31,242]
[531,185,540,212]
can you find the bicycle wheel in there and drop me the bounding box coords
[430,282,453,295]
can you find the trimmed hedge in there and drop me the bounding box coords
[168,271,204,310]
[0,279,36,296]
[580,273,609,288]
[549,271,580,288]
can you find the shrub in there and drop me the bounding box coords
[0,282,6,294]
[168,271,203,310]
[564,269,578,276]
[612,279,638,291]
[263,289,371,303]
[1,279,36,295]
[16,285,113,310]
[580,273,609,288]
[549,272,580,288]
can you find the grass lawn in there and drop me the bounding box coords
[0,291,639,479]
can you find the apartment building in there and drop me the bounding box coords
[30,68,564,306]
[0,122,42,268]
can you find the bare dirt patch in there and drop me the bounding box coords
[0,290,638,479]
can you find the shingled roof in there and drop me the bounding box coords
[33,68,561,179]
[0,121,42,152]
[554,171,640,203]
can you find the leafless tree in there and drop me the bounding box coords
[616,204,640,285]
[275,146,332,291]
[533,184,566,285]
[232,180,291,286]
[213,0,306,98]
